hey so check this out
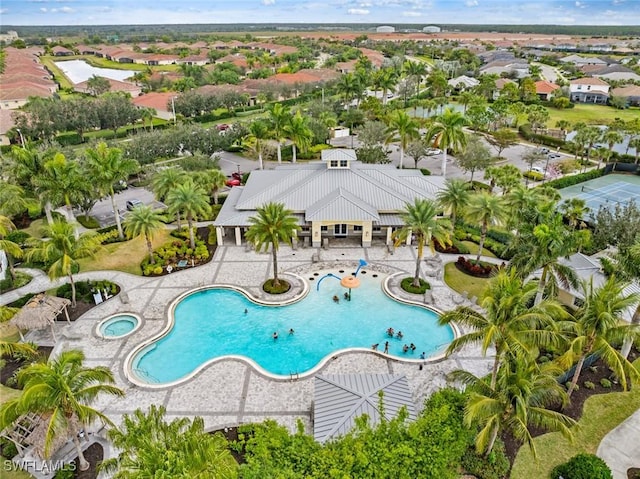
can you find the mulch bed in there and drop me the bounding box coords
[501,348,639,466]
[211,426,245,464]
[453,260,495,278]
[1,346,53,387]
[72,442,104,479]
[144,227,217,277]
[628,467,640,479]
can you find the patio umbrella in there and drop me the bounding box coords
[9,294,71,342]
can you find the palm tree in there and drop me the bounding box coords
[25,220,101,307]
[124,205,164,264]
[629,137,640,164]
[457,91,476,114]
[0,182,34,218]
[0,350,124,470]
[0,215,23,283]
[151,167,188,227]
[602,128,623,165]
[7,145,55,224]
[403,60,427,98]
[384,110,420,170]
[436,179,471,226]
[245,202,300,288]
[559,276,640,397]
[101,405,238,478]
[427,108,469,177]
[559,198,590,230]
[336,72,362,107]
[613,238,640,358]
[464,192,507,263]
[504,186,548,237]
[203,169,228,205]
[510,214,581,306]
[267,103,292,164]
[33,153,83,237]
[453,354,575,458]
[392,199,453,288]
[166,181,211,250]
[440,268,567,388]
[555,120,571,139]
[283,111,313,163]
[375,68,399,106]
[245,119,271,170]
[0,306,35,358]
[85,142,140,240]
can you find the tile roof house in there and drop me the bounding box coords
[74,77,141,97]
[0,48,57,109]
[448,75,480,91]
[611,85,640,107]
[569,77,610,104]
[592,65,640,82]
[50,46,74,56]
[131,92,176,120]
[534,80,561,101]
[213,149,445,247]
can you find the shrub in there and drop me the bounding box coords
[584,381,596,390]
[565,381,578,391]
[456,256,497,277]
[556,158,580,174]
[0,437,18,459]
[263,279,291,294]
[524,171,544,182]
[54,464,75,479]
[400,277,430,294]
[420,168,431,176]
[542,168,605,189]
[461,439,510,479]
[76,215,100,229]
[207,225,217,245]
[550,453,612,479]
[600,378,612,388]
[8,293,36,308]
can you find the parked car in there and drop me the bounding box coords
[536,147,550,155]
[216,123,230,131]
[126,199,143,211]
[225,171,243,187]
[547,153,562,160]
[426,148,442,156]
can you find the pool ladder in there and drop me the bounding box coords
[289,371,299,382]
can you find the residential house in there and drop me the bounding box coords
[213,149,445,247]
[569,77,610,104]
[553,253,639,324]
[0,48,57,109]
[534,80,561,101]
[493,78,516,100]
[74,77,141,97]
[560,54,607,67]
[50,46,74,56]
[131,92,176,121]
[611,85,640,107]
[0,109,16,145]
[176,53,209,66]
[592,65,640,82]
[448,75,479,91]
[479,60,530,78]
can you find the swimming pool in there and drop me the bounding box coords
[128,271,454,384]
[97,314,141,339]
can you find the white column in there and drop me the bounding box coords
[312,222,321,248]
[386,227,393,245]
[362,222,372,248]
[235,227,242,246]
[216,227,224,246]
[406,228,412,246]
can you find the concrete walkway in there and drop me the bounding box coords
[598,408,640,479]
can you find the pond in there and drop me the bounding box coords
[54,59,136,84]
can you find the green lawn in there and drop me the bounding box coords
[460,241,497,258]
[21,219,48,239]
[77,229,173,275]
[546,104,640,127]
[443,262,491,300]
[510,386,640,478]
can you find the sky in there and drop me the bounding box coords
[1,0,639,26]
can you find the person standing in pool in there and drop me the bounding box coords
[289,328,295,335]
[383,341,389,354]
[371,343,379,351]
[273,332,278,340]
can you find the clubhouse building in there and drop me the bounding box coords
[213,149,445,248]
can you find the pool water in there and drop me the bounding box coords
[101,315,137,337]
[132,272,453,383]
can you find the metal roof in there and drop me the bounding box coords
[313,374,416,444]
[306,188,380,222]
[321,149,357,162]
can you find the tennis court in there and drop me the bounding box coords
[557,174,640,219]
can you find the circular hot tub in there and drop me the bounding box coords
[97,314,141,339]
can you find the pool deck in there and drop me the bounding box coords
[2,244,494,442]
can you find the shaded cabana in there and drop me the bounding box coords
[9,294,71,342]
[0,412,77,459]
[313,374,417,444]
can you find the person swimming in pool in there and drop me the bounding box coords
[371,343,379,351]
[272,332,278,340]
[333,295,340,303]
[289,328,295,335]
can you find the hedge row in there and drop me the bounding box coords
[542,168,606,189]
[519,124,566,148]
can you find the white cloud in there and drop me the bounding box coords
[39,7,48,12]
[465,0,478,6]
[359,1,372,6]
[58,6,74,13]
[612,0,624,4]
[575,1,585,7]
[261,0,275,5]
[402,10,422,16]
[0,8,7,14]
[347,8,370,14]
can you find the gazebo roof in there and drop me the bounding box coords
[9,294,71,331]
[313,374,417,444]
